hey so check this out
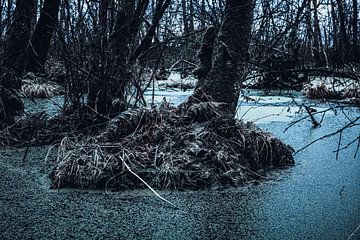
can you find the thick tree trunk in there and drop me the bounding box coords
[190,0,254,115]
[193,26,217,87]
[2,0,35,76]
[0,0,34,126]
[26,0,61,73]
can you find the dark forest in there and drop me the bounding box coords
[0,0,359,239]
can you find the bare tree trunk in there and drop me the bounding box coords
[0,0,3,37]
[287,0,307,49]
[335,0,348,66]
[193,26,217,87]
[87,0,111,113]
[312,0,326,66]
[190,0,254,115]
[26,0,61,73]
[130,0,171,62]
[201,0,206,29]
[353,0,359,61]
[305,0,315,60]
[0,0,34,126]
[2,0,35,76]
[181,0,189,33]
[87,0,150,114]
[189,0,194,32]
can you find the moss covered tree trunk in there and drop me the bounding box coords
[191,0,254,115]
[26,0,61,73]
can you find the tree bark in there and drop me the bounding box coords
[193,26,217,87]
[312,0,326,66]
[26,0,61,73]
[87,0,150,114]
[0,0,33,126]
[0,0,3,37]
[181,0,189,33]
[190,0,254,115]
[335,0,348,66]
[130,0,171,62]
[201,0,206,29]
[2,0,36,76]
[353,0,359,61]
[189,0,194,32]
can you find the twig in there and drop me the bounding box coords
[295,116,360,154]
[303,104,320,128]
[118,152,178,209]
[22,145,30,163]
[348,223,360,240]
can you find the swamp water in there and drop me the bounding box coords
[1,88,359,239]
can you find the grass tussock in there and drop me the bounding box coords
[304,83,340,100]
[22,80,64,99]
[49,102,294,190]
[305,82,360,105]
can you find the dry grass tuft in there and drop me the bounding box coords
[49,102,294,190]
[22,80,64,99]
[304,83,340,100]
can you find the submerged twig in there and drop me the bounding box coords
[119,152,178,209]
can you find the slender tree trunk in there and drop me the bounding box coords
[191,0,254,114]
[181,0,189,34]
[130,0,171,62]
[331,0,339,66]
[201,0,206,29]
[87,0,150,114]
[305,0,315,60]
[353,0,359,61]
[312,0,326,66]
[87,0,111,113]
[26,0,61,73]
[335,0,348,66]
[287,0,307,49]
[189,0,194,32]
[0,0,3,37]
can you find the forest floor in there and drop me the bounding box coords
[0,89,359,239]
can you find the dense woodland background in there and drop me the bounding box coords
[0,0,359,139]
[1,0,359,116]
